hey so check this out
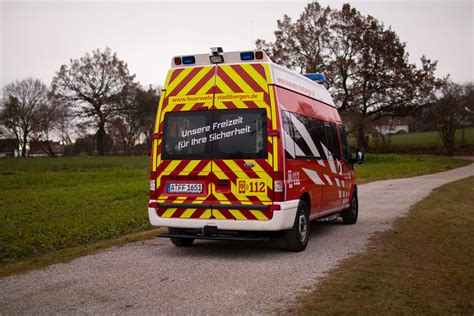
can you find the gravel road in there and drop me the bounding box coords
[1,163,473,315]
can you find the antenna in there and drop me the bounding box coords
[250,19,254,49]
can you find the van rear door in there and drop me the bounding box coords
[210,64,274,221]
[154,65,217,220]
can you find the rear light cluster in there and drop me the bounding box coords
[149,171,157,200]
[273,171,284,202]
[240,51,264,61]
[174,56,196,65]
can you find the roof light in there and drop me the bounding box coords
[182,56,195,65]
[210,55,224,64]
[255,51,263,59]
[240,52,254,60]
[174,57,182,65]
[303,73,326,82]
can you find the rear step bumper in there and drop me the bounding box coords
[148,200,299,231]
[157,232,270,242]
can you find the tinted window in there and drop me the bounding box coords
[330,124,341,160]
[162,111,212,160]
[161,109,267,160]
[340,125,351,161]
[213,109,267,159]
[282,111,295,159]
[291,113,316,158]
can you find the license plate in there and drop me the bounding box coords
[166,183,203,194]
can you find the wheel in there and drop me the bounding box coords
[168,228,195,247]
[342,190,358,225]
[284,200,310,252]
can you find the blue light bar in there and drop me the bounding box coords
[182,56,196,65]
[303,73,326,82]
[240,52,255,61]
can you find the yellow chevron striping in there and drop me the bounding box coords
[154,91,166,133]
[162,208,177,218]
[162,69,174,90]
[263,64,273,85]
[220,65,254,92]
[213,209,227,220]
[229,209,247,220]
[200,209,212,219]
[165,67,194,96]
[175,66,214,96]
[240,64,268,92]
[152,140,158,172]
[162,160,181,175]
[250,210,269,220]
[179,160,201,175]
[223,160,270,203]
[215,77,247,109]
[181,209,196,218]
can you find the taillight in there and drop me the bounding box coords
[274,171,284,201]
[150,171,157,200]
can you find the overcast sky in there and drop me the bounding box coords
[1,0,473,89]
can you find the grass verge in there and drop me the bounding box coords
[294,176,474,315]
[355,154,470,184]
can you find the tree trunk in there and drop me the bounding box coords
[356,124,369,149]
[441,126,456,155]
[21,132,28,157]
[96,120,106,155]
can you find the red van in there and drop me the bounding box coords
[148,48,364,251]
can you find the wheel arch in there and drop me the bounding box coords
[300,192,311,212]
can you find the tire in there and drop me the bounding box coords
[342,191,358,225]
[168,228,195,247]
[284,200,310,252]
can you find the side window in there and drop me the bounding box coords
[282,111,296,159]
[322,122,334,160]
[291,113,316,158]
[330,124,341,160]
[340,125,351,162]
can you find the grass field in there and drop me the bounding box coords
[0,156,151,264]
[360,127,474,149]
[0,154,471,276]
[355,154,469,183]
[295,176,474,315]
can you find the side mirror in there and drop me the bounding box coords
[354,148,365,164]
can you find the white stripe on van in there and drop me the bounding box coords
[323,174,333,185]
[302,168,325,185]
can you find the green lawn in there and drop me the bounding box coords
[388,127,474,148]
[0,156,151,263]
[355,154,469,183]
[351,127,474,149]
[295,176,474,315]
[0,155,470,275]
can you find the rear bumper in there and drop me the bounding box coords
[148,200,298,231]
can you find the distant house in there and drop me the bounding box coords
[0,139,19,157]
[29,141,65,157]
[375,118,409,135]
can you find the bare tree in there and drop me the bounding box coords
[109,85,160,154]
[430,82,474,154]
[0,78,48,157]
[51,48,136,155]
[257,2,441,148]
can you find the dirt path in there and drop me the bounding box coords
[1,163,473,315]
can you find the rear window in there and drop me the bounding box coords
[161,109,267,160]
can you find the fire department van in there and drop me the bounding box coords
[148,48,364,251]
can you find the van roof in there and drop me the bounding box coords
[170,50,336,108]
